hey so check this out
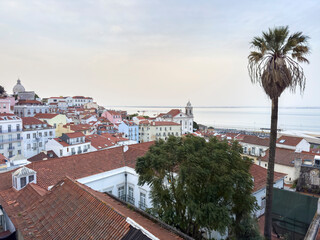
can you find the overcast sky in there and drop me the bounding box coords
[0,0,319,107]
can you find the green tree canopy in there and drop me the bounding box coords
[136,135,257,239]
[0,85,6,96]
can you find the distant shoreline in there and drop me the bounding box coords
[105,106,320,109]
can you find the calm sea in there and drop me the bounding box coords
[105,106,320,133]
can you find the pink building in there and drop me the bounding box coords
[0,96,15,113]
[101,110,122,124]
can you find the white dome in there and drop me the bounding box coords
[13,79,25,94]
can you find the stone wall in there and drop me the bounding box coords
[297,165,320,193]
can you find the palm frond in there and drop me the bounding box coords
[248,26,310,98]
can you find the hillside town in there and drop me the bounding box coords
[1,79,320,239]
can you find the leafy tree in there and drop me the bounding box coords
[193,121,199,130]
[248,26,310,239]
[136,135,257,239]
[230,214,262,240]
[0,85,6,96]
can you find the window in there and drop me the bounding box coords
[49,131,53,136]
[44,132,47,137]
[39,142,42,147]
[243,147,247,153]
[8,125,11,132]
[18,150,21,154]
[252,147,256,155]
[27,144,31,149]
[0,144,3,150]
[33,133,36,138]
[128,186,134,204]
[39,132,42,137]
[17,133,21,140]
[261,197,266,209]
[20,177,27,188]
[29,175,34,182]
[139,192,146,210]
[118,186,125,198]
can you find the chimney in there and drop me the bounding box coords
[123,145,129,152]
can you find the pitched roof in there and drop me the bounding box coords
[0,142,154,191]
[64,132,85,138]
[241,135,270,147]
[250,164,286,192]
[166,109,182,117]
[277,135,304,146]
[261,147,315,167]
[86,134,116,149]
[22,117,49,127]
[151,121,180,126]
[16,100,43,105]
[27,151,58,162]
[0,153,7,164]
[68,124,92,132]
[34,113,59,119]
[107,110,122,115]
[2,177,183,240]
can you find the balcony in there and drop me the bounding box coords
[119,194,135,205]
[139,201,147,211]
[0,129,22,134]
[7,146,15,151]
[0,138,23,144]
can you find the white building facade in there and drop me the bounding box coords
[46,132,91,157]
[22,117,55,159]
[0,113,23,159]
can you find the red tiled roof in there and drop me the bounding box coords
[277,135,304,146]
[0,153,7,164]
[107,110,122,116]
[64,132,85,138]
[261,147,315,167]
[241,135,270,147]
[100,133,129,143]
[16,100,43,105]
[86,134,116,149]
[166,109,182,117]
[151,121,180,126]
[1,177,183,240]
[0,142,154,192]
[22,117,52,128]
[28,151,58,162]
[68,124,92,132]
[250,164,286,192]
[34,113,59,119]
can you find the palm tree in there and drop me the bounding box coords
[248,26,310,239]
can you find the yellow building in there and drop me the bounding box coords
[34,113,67,137]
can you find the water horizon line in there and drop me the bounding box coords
[104,105,320,109]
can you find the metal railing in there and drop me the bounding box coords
[0,138,22,144]
[0,129,22,134]
[139,201,147,210]
[119,194,135,205]
[7,146,15,150]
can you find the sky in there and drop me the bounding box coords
[0,0,319,107]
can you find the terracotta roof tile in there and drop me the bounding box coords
[241,135,269,147]
[277,135,304,146]
[34,113,59,119]
[250,164,286,192]
[261,147,315,167]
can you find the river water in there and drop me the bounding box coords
[105,106,320,133]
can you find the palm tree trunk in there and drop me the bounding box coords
[264,97,278,239]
